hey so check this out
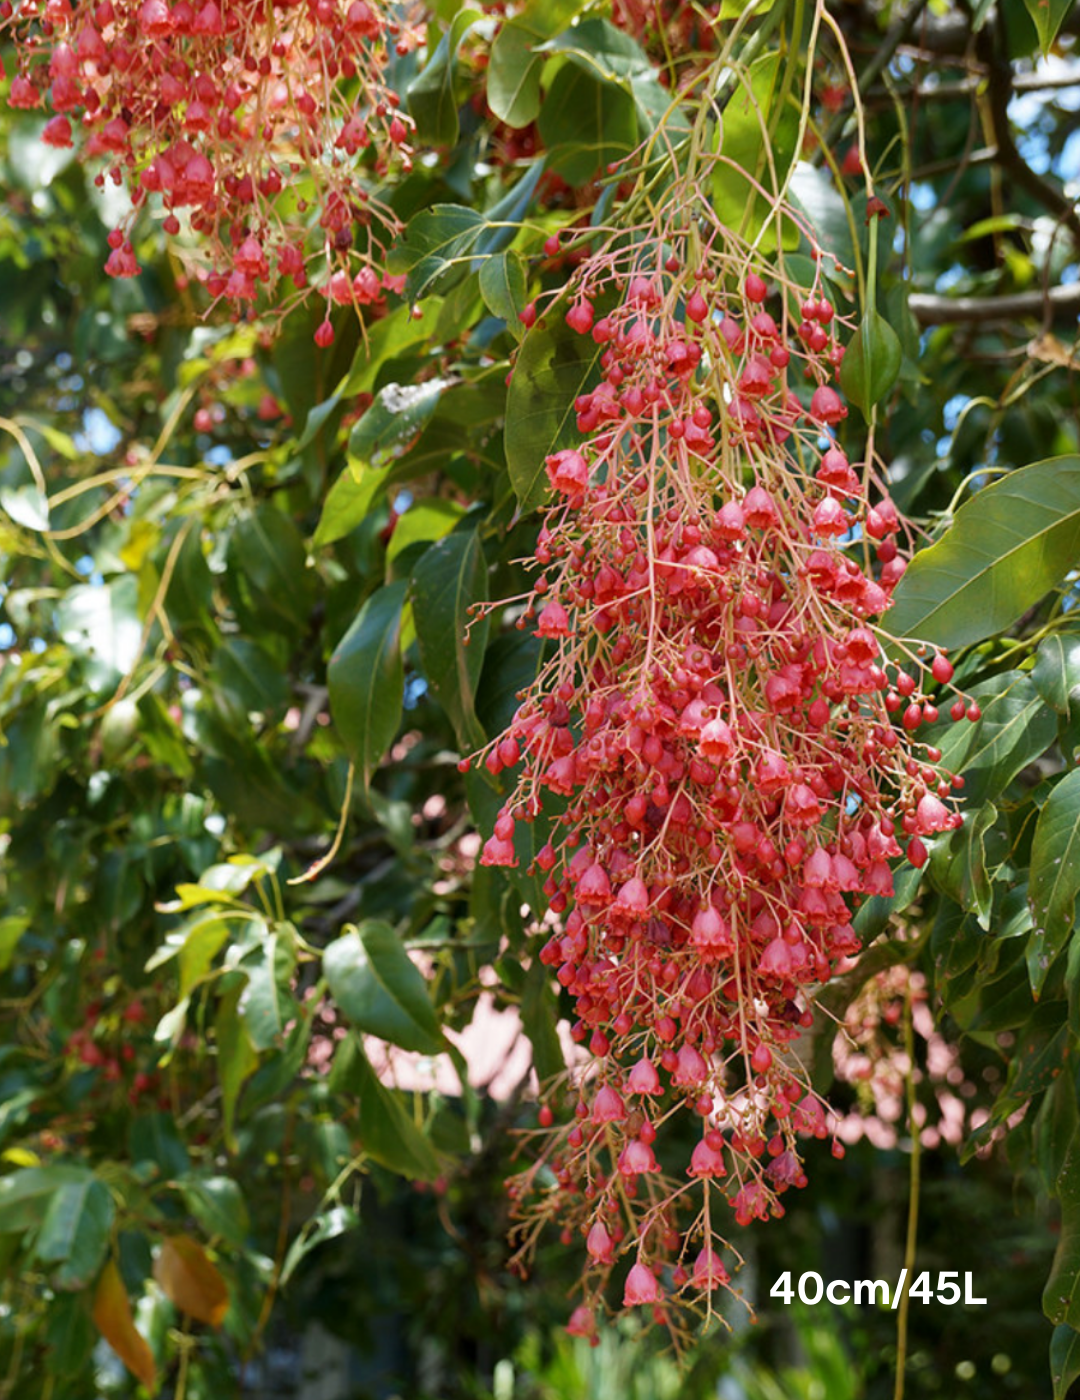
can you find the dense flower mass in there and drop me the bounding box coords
[0,0,416,324]
[474,174,971,1334]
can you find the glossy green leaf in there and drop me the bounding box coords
[180,1177,250,1248]
[1024,0,1074,53]
[387,498,464,563]
[216,982,258,1150]
[324,921,444,1054]
[888,457,1080,649]
[328,580,408,790]
[239,929,297,1050]
[0,915,30,973]
[387,205,485,300]
[487,0,584,127]
[712,53,800,251]
[1033,630,1080,714]
[521,958,564,1084]
[488,18,546,127]
[0,1166,92,1233]
[506,318,604,511]
[479,251,528,333]
[313,465,383,549]
[279,1204,359,1287]
[231,505,313,630]
[411,528,489,748]
[1051,1324,1080,1400]
[348,379,453,471]
[1028,768,1080,993]
[406,9,481,147]
[129,1112,190,1179]
[930,675,1055,810]
[839,306,902,418]
[329,1034,440,1179]
[1045,1130,1080,1330]
[35,1178,114,1290]
[537,61,637,186]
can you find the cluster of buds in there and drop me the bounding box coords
[473,179,972,1337]
[1,0,418,326]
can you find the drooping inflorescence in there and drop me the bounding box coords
[0,0,417,330]
[474,173,972,1338]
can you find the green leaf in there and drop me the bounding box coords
[1024,0,1074,53]
[387,498,464,563]
[129,1112,190,1179]
[712,53,800,252]
[411,528,489,748]
[1033,630,1080,714]
[536,61,637,186]
[337,300,445,398]
[177,915,231,997]
[324,922,444,1055]
[487,0,584,127]
[387,205,485,300]
[479,251,528,333]
[313,465,383,549]
[506,318,604,511]
[35,1178,114,1290]
[488,18,546,127]
[231,505,313,630]
[214,638,289,716]
[45,1296,96,1378]
[279,1204,360,1287]
[888,457,1080,650]
[239,929,297,1050]
[1051,1323,1080,1400]
[1028,769,1080,993]
[180,1177,250,1247]
[1045,1130,1080,1330]
[521,959,564,1084]
[348,378,453,471]
[328,580,408,790]
[0,915,30,973]
[839,307,901,418]
[330,1034,440,1179]
[407,9,481,147]
[925,674,1054,810]
[0,1166,92,1233]
[216,982,258,1151]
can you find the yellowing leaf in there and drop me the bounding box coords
[92,1260,157,1393]
[152,1235,229,1327]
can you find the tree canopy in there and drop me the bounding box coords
[3,0,1080,1396]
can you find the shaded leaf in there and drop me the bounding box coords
[1028,769,1080,993]
[411,527,489,748]
[407,9,481,147]
[328,580,408,790]
[1033,630,1080,714]
[521,959,564,1084]
[279,1204,359,1287]
[479,251,528,333]
[329,1034,440,1180]
[1051,1323,1080,1400]
[387,205,485,300]
[36,1178,114,1290]
[537,61,637,186]
[506,318,604,511]
[180,1177,250,1248]
[216,982,259,1150]
[1045,1130,1080,1330]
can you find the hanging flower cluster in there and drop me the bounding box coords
[0,0,418,324]
[474,181,973,1337]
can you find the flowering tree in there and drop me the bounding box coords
[2,0,1080,1394]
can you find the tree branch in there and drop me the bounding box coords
[908,282,1080,325]
[981,16,1080,246]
